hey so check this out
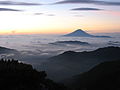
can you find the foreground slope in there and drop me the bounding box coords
[64,60,120,90]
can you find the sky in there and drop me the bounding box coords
[0,0,120,34]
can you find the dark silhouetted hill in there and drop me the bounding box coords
[64,60,120,90]
[41,46,120,81]
[49,41,90,46]
[0,59,67,90]
[108,41,120,46]
[64,29,111,38]
[0,46,18,54]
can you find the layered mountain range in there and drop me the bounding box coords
[41,46,120,81]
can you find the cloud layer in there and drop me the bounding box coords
[55,0,120,6]
[0,1,41,6]
[0,8,22,11]
[71,7,103,11]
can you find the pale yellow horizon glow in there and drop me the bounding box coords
[0,11,120,35]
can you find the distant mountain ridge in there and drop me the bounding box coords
[41,46,120,81]
[64,29,111,38]
[49,41,90,45]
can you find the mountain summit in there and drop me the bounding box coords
[64,29,92,37]
[64,29,111,38]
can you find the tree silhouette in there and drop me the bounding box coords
[0,58,67,90]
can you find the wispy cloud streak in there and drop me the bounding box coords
[0,8,22,11]
[0,1,41,6]
[54,0,120,6]
[71,7,103,11]
[34,13,44,15]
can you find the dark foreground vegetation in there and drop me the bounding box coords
[0,59,67,90]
